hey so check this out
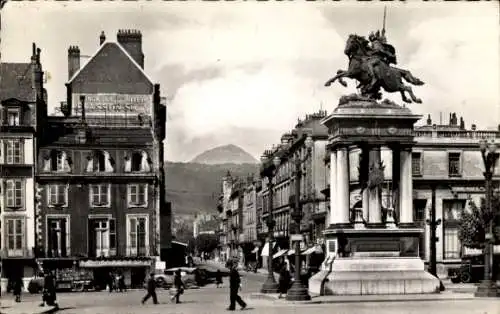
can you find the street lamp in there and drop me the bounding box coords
[260,155,281,294]
[286,135,313,301]
[475,139,499,297]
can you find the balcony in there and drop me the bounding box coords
[126,246,149,257]
[415,130,500,139]
[0,248,34,259]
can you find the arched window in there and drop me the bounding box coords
[131,152,142,172]
[95,150,106,172]
[48,150,71,172]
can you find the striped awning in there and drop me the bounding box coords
[273,249,288,259]
[302,245,323,255]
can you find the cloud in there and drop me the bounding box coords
[2,2,499,162]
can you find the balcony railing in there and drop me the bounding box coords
[0,248,34,258]
[415,130,500,139]
[126,246,149,257]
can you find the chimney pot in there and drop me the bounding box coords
[471,124,477,131]
[100,31,106,45]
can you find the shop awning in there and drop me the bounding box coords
[302,245,323,255]
[287,249,296,256]
[251,247,259,254]
[273,249,289,259]
[261,242,276,257]
[79,259,153,268]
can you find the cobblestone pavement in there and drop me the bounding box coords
[2,271,499,314]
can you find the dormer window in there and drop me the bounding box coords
[7,109,20,126]
[86,150,114,173]
[125,151,151,173]
[46,150,71,172]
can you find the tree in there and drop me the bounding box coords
[194,233,219,254]
[458,193,500,249]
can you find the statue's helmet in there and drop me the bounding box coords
[368,32,376,41]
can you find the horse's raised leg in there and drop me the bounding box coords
[404,85,422,103]
[399,90,411,103]
[397,68,424,86]
[325,70,348,87]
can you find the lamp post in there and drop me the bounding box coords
[260,155,281,294]
[475,139,499,297]
[286,135,313,301]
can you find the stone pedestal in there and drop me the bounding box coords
[312,97,435,296]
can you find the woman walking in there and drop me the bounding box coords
[278,264,291,299]
[171,269,185,304]
[13,276,23,303]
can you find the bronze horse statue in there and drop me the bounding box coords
[325,34,424,104]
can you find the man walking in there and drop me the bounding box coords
[226,261,247,311]
[141,273,158,305]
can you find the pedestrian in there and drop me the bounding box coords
[118,273,126,292]
[170,269,185,304]
[13,276,23,303]
[108,271,115,293]
[215,269,223,288]
[278,264,291,299]
[40,271,58,308]
[226,261,247,311]
[141,273,158,305]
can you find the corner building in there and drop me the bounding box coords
[0,44,47,292]
[36,30,166,288]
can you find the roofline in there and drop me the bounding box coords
[67,40,155,86]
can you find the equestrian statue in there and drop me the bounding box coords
[325,27,424,104]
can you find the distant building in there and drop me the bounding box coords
[0,43,47,291]
[193,212,218,238]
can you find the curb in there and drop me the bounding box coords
[248,292,476,305]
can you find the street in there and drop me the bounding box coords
[2,270,499,314]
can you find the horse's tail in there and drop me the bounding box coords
[393,67,425,86]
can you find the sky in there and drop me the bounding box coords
[2,1,499,162]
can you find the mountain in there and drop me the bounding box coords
[190,144,258,165]
[165,161,260,217]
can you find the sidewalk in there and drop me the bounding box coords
[247,290,477,305]
[0,299,58,314]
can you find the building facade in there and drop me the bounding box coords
[0,44,47,291]
[36,30,167,287]
[259,111,329,252]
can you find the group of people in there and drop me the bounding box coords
[141,268,186,305]
[9,271,58,308]
[141,260,247,311]
[108,271,126,292]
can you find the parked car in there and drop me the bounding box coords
[447,254,500,284]
[195,264,230,283]
[147,267,205,289]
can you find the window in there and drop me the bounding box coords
[448,152,461,177]
[127,215,148,256]
[90,184,110,207]
[6,179,24,209]
[412,152,422,176]
[47,217,69,257]
[96,151,106,172]
[5,217,25,256]
[48,184,68,207]
[127,184,147,207]
[49,150,70,172]
[6,140,22,164]
[109,219,116,252]
[7,109,20,126]
[444,228,460,259]
[131,152,142,172]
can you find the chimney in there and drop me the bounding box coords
[471,124,477,131]
[459,117,465,130]
[68,46,80,80]
[117,29,144,68]
[426,114,432,125]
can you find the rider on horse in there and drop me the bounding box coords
[366,30,397,90]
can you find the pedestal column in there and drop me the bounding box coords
[336,147,350,225]
[368,147,382,224]
[399,148,414,225]
[360,147,370,222]
[391,146,401,221]
[328,151,338,225]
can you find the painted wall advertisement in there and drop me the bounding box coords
[72,93,152,116]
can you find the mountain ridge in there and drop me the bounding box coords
[190,144,258,165]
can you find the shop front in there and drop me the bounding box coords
[79,257,154,289]
[0,257,37,294]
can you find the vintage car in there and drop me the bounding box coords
[146,267,207,289]
[447,253,499,284]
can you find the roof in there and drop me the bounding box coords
[0,63,36,102]
[68,42,154,94]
